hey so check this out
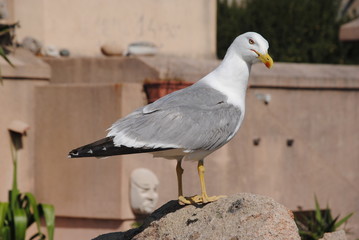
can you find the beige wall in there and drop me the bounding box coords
[14,0,216,58]
[0,49,50,201]
[0,79,47,199]
[42,57,159,84]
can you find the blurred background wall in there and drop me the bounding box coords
[0,0,358,239]
[12,0,216,58]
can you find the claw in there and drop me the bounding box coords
[176,159,227,205]
[178,195,192,205]
[178,195,227,205]
[202,194,227,203]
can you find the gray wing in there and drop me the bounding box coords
[142,83,225,113]
[107,84,242,151]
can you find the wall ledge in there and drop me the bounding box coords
[251,62,359,89]
[0,48,51,80]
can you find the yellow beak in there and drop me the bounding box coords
[252,50,273,69]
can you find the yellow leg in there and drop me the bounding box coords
[198,160,210,202]
[197,160,227,203]
[177,159,191,205]
[176,159,184,197]
[177,159,226,205]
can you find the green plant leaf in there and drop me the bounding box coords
[3,127,56,240]
[29,232,45,240]
[0,226,11,240]
[0,46,14,68]
[0,24,17,86]
[334,213,354,229]
[13,208,27,240]
[24,193,42,232]
[323,207,331,223]
[324,215,338,233]
[9,190,20,213]
[40,204,55,240]
[0,202,9,229]
[299,229,318,240]
[295,195,354,240]
[314,195,323,225]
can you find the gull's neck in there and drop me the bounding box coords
[200,46,252,108]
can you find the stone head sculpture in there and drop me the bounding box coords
[130,168,159,215]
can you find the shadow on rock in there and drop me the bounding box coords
[93,200,186,240]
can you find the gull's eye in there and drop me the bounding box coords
[249,39,255,44]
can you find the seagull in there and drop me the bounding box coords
[68,32,273,205]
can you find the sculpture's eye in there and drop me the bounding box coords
[249,39,255,44]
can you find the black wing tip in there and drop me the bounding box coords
[68,136,174,158]
[68,137,115,158]
[68,148,86,158]
[68,149,79,158]
[68,147,100,158]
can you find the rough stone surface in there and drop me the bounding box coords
[319,230,347,240]
[93,193,300,240]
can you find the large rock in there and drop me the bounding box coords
[94,193,300,240]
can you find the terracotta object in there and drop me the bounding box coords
[143,80,193,103]
[101,43,124,56]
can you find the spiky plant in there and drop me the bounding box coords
[0,131,55,240]
[294,196,353,240]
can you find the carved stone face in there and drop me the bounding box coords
[130,168,159,215]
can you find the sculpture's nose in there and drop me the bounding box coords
[147,189,158,201]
